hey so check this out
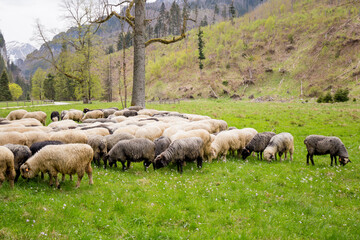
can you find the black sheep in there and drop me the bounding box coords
[51,111,60,121]
[241,132,276,160]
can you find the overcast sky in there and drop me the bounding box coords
[0,0,157,49]
[0,0,67,48]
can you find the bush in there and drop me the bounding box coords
[317,92,333,103]
[333,89,349,102]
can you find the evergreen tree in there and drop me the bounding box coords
[229,0,236,25]
[221,5,227,20]
[197,27,205,70]
[43,73,55,100]
[0,70,12,101]
[200,15,208,27]
[213,4,219,24]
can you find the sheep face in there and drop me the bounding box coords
[339,157,351,166]
[154,154,167,169]
[241,148,251,160]
[264,151,274,162]
[20,163,39,179]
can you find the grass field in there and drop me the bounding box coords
[0,99,359,239]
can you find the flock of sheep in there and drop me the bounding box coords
[0,106,351,189]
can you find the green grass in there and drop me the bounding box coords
[1,99,360,239]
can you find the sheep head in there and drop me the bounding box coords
[20,163,39,179]
[339,157,351,166]
[241,148,251,160]
[154,154,168,169]
[263,151,274,162]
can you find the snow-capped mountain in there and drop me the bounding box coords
[7,41,36,63]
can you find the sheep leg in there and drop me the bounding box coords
[15,170,20,183]
[310,155,315,165]
[177,162,183,174]
[48,173,53,186]
[61,174,66,182]
[70,175,73,181]
[284,152,288,161]
[121,161,126,171]
[197,157,203,169]
[103,158,108,169]
[41,172,44,180]
[7,170,15,189]
[76,174,83,189]
[85,163,93,185]
[334,156,338,166]
[330,155,334,166]
[126,161,131,170]
[257,152,260,160]
[54,175,60,189]
[306,153,310,165]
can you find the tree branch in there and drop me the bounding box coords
[92,10,134,28]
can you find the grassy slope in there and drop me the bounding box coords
[0,100,360,239]
[142,0,360,100]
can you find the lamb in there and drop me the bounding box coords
[63,110,83,122]
[50,130,88,144]
[0,132,27,146]
[87,135,107,166]
[304,135,351,166]
[105,138,155,171]
[241,132,276,160]
[154,137,204,173]
[23,111,47,125]
[263,132,294,162]
[4,144,32,182]
[81,110,104,121]
[0,146,15,188]
[6,109,28,121]
[51,111,60,122]
[21,144,94,188]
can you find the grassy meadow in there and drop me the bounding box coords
[0,99,359,239]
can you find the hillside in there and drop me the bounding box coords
[139,0,360,101]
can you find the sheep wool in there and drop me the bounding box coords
[304,135,350,166]
[0,146,15,188]
[263,132,294,162]
[0,132,27,146]
[6,109,28,121]
[4,144,32,182]
[20,144,94,188]
[50,129,88,144]
[23,111,47,125]
[81,110,104,121]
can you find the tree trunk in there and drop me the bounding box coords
[131,0,146,107]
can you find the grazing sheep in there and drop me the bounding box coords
[0,132,27,146]
[24,131,50,147]
[103,109,116,118]
[23,111,47,125]
[113,125,139,136]
[48,120,78,130]
[82,118,116,124]
[87,135,107,166]
[63,110,83,122]
[123,110,138,117]
[263,132,294,162]
[81,110,104,121]
[4,144,32,182]
[6,109,28,121]
[12,118,43,126]
[82,127,110,137]
[104,133,135,152]
[21,144,94,188]
[304,135,351,166]
[105,138,155,171]
[0,146,15,188]
[154,136,172,157]
[241,132,276,160]
[30,140,65,155]
[50,130,88,144]
[135,125,163,141]
[29,140,66,180]
[128,106,143,111]
[60,110,68,120]
[210,128,256,161]
[154,137,204,173]
[51,111,60,122]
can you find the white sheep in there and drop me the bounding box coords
[22,111,47,125]
[63,110,84,122]
[81,110,104,121]
[48,120,78,130]
[263,132,294,162]
[50,129,88,144]
[6,109,28,121]
[135,125,163,141]
[0,132,27,146]
[20,144,94,188]
[0,146,15,188]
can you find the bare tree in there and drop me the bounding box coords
[93,0,192,107]
[35,0,98,103]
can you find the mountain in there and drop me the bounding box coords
[7,41,36,64]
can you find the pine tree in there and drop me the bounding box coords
[229,0,236,25]
[43,73,55,100]
[197,27,205,70]
[0,70,12,101]
[221,5,227,20]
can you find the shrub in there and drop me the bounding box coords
[317,92,333,103]
[288,34,294,44]
[333,88,349,102]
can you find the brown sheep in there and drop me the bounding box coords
[6,109,28,121]
[0,146,15,188]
